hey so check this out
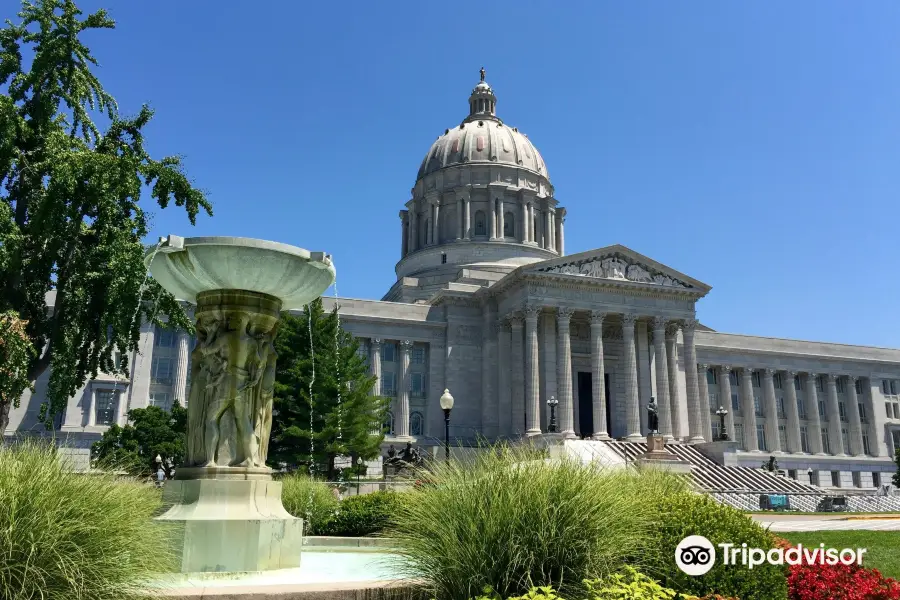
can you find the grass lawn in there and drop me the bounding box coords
[781,531,900,579]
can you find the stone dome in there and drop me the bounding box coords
[416,73,550,181]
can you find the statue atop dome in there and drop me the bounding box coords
[480,66,485,82]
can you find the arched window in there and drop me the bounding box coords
[382,412,394,435]
[410,412,424,436]
[503,212,515,238]
[474,210,486,236]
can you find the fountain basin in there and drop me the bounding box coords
[145,235,336,310]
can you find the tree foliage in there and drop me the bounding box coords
[893,447,900,489]
[0,0,212,434]
[91,401,187,477]
[0,310,36,430]
[268,298,388,479]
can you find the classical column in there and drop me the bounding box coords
[805,373,825,454]
[497,319,512,437]
[543,209,552,250]
[556,306,575,437]
[548,210,556,252]
[397,341,412,439]
[697,364,712,442]
[173,331,191,404]
[509,314,526,435]
[718,366,736,440]
[464,198,471,240]
[825,374,845,456]
[489,198,497,240]
[783,371,803,453]
[432,202,440,246]
[369,339,382,396]
[762,368,782,452]
[665,325,685,439]
[524,304,542,436]
[456,198,464,240]
[622,314,642,440]
[590,311,609,439]
[557,209,566,255]
[651,317,673,439]
[682,319,704,443]
[845,376,865,456]
[866,378,886,457]
[408,207,417,252]
[400,212,408,257]
[520,202,529,243]
[740,368,759,451]
[481,303,497,438]
[498,199,505,238]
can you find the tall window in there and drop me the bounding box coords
[800,426,809,453]
[859,403,867,423]
[752,372,761,388]
[862,432,871,455]
[774,373,783,389]
[836,378,845,393]
[821,428,831,454]
[382,342,396,363]
[706,369,717,385]
[709,392,719,412]
[838,402,847,422]
[381,372,396,396]
[711,420,721,440]
[756,424,767,451]
[816,376,825,392]
[874,472,882,487]
[474,210,486,236]
[412,346,426,364]
[754,395,763,417]
[778,425,788,450]
[797,397,806,419]
[356,343,369,365]
[852,471,862,488]
[855,378,864,395]
[777,397,786,418]
[95,390,119,426]
[503,212,515,237]
[831,471,841,487]
[729,372,739,387]
[731,393,740,411]
[818,398,826,418]
[410,411,424,436]
[734,423,744,450]
[382,412,394,435]
[149,392,170,411]
[155,327,174,348]
[794,377,804,391]
[841,428,851,454]
[151,357,173,385]
[411,373,426,397]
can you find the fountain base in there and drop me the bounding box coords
[157,477,303,573]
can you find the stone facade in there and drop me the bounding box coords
[6,72,900,490]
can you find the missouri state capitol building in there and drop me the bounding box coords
[7,71,900,492]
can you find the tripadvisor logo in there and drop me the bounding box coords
[675,535,867,576]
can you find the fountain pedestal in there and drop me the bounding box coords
[147,236,336,573]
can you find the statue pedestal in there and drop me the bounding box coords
[157,471,303,573]
[636,434,692,474]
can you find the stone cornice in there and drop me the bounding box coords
[485,269,706,302]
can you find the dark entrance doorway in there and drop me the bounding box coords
[576,373,612,438]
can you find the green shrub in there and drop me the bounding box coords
[390,443,687,600]
[584,567,684,599]
[0,439,177,600]
[641,491,788,600]
[319,490,401,537]
[278,473,339,535]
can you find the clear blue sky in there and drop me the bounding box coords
[14,1,900,348]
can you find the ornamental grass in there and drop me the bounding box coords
[388,443,687,600]
[0,439,177,600]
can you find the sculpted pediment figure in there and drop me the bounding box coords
[538,254,688,288]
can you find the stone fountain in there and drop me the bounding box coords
[146,235,336,573]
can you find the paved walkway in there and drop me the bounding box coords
[752,515,900,532]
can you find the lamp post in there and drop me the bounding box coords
[547,396,559,433]
[439,388,454,462]
[715,406,729,441]
[807,468,814,485]
[356,456,363,495]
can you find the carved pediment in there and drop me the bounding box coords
[536,252,690,289]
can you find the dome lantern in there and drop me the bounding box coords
[467,67,497,121]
